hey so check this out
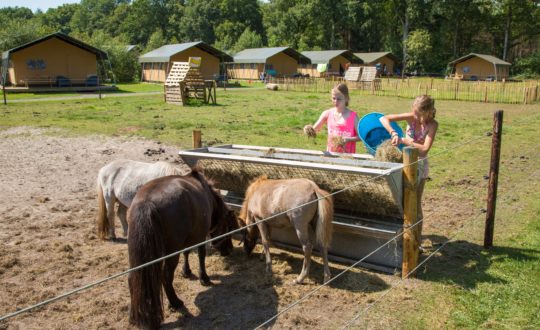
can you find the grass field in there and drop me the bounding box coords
[1,87,539,328]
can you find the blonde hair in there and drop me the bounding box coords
[413,95,436,120]
[332,83,350,106]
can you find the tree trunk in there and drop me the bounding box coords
[402,13,409,77]
[503,5,512,61]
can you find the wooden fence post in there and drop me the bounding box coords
[484,110,503,248]
[192,130,202,149]
[2,75,6,105]
[402,146,419,278]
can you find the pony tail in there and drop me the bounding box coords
[128,202,165,330]
[313,186,334,249]
[96,181,109,239]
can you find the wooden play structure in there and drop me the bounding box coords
[164,58,217,105]
[344,66,361,81]
[344,66,381,90]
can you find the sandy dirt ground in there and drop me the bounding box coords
[0,127,475,329]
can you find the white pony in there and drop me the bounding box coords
[96,159,189,240]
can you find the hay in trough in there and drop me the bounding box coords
[190,158,401,218]
[374,139,403,163]
[303,125,316,139]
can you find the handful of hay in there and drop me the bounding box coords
[374,139,403,163]
[303,125,317,138]
[330,135,346,147]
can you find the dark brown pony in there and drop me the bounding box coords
[127,170,237,330]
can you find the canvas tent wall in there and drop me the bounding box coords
[227,47,310,79]
[299,50,362,78]
[354,52,398,76]
[138,42,233,82]
[1,32,108,87]
[447,53,511,81]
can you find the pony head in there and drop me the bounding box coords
[238,217,259,256]
[210,209,237,256]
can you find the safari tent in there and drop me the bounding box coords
[447,53,511,81]
[299,50,362,78]
[1,32,108,87]
[138,42,233,82]
[227,47,310,80]
[354,52,399,76]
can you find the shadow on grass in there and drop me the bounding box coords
[416,235,538,289]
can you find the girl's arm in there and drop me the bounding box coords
[311,109,331,132]
[380,112,413,145]
[379,112,413,135]
[399,120,438,154]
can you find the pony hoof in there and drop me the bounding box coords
[200,279,213,286]
[168,300,184,311]
[181,270,193,279]
[293,278,304,285]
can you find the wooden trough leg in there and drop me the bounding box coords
[402,146,419,278]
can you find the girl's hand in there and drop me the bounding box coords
[391,135,400,146]
[304,125,316,138]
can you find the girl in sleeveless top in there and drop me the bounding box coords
[379,95,438,247]
[303,83,360,153]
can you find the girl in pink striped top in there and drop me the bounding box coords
[304,83,360,153]
[380,95,438,244]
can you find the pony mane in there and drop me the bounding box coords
[239,175,268,223]
[155,161,187,176]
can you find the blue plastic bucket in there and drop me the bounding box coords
[358,112,403,155]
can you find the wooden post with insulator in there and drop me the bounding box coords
[402,146,420,278]
[484,110,503,248]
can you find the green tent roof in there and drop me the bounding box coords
[448,53,511,66]
[139,41,233,63]
[2,32,108,62]
[354,52,398,64]
[301,50,362,64]
[232,47,310,64]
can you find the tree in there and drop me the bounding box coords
[38,4,79,34]
[214,20,247,53]
[145,30,166,53]
[405,29,432,73]
[232,27,263,53]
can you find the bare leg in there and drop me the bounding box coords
[417,179,426,238]
[197,245,211,286]
[117,204,128,237]
[294,225,312,284]
[163,255,184,309]
[258,222,273,273]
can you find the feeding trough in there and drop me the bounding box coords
[179,145,407,273]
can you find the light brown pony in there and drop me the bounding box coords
[239,176,334,284]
